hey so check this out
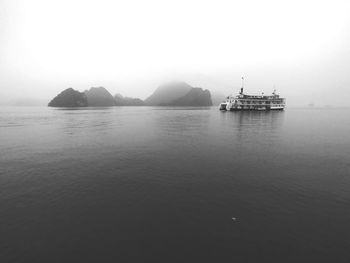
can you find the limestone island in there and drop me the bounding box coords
[48,82,213,107]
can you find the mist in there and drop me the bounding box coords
[1,0,350,106]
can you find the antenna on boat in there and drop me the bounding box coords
[240,76,244,94]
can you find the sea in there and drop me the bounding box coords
[1,106,349,262]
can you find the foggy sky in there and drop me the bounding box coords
[1,0,350,106]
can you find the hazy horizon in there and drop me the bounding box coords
[1,0,350,107]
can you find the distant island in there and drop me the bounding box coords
[85,87,116,106]
[48,88,88,107]
[48,82,214,107]
[144,82,212,106]
[114,94,145,106]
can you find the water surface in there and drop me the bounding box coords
[1,107,349,262]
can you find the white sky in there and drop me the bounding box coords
[0,0,350,106]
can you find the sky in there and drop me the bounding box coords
[0,0,350,106]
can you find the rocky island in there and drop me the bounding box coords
[84,87,116,106]
[48,82,213,107]
[144,82,192,106]
[114,94,145,106]
[144,82,212,106]
[166,87,212,106]
[48,88,88,107]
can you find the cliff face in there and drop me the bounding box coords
[114,94,145,106]
[84,87,116,106]
[48,88,88,107]
[167,88,212,106]
[144,82,192,106]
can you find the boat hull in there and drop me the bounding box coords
[228,107,285,111]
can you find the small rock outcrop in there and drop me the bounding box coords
[84,87,116,106]
[48,88,88,107]
[114,94,145,106]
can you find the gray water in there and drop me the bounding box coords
[1,106,350,262]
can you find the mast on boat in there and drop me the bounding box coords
[240,76,244,94]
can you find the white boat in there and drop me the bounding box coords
[219,78,286,111]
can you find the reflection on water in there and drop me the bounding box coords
[220,110,284,129]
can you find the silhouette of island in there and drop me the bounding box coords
[144,82,212,106]
[48,82,213,107]
[144,82,192,106]
[165,87,212,106]
[48,88,88,107]
[84,87,116,106]
[114,94,145,106]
